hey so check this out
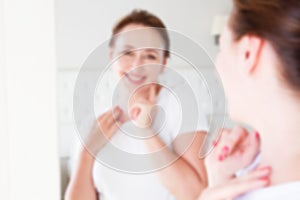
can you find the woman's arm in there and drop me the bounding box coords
[130,85,207,199]
[145,131,208,200]
[64,147,98,200]
[65,106,127,200]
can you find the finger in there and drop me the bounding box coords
[227,168,271,196]
[97,109,111,122]
[149,84,157,103]
[247,131,261,149]
[129,86,149,106]
[200,178,268,200]
[96,111,112,133]
[238,131,261,165]
[103,107,122,127]
[108,120,126,134]
[118,112,129,124]
[213,167,271,199]
[99,108,113,124]
[219,178,268,199]
[112,106,123,125]
[234,130,260,155]
[211,128,230,147]
[228,126,249,154]
[136,85,151,97]
[235,166,271,182]
[101,107,125,138]
[219,126,249,158]
[130,106,141,120]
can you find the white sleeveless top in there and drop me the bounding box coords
[93,86,208,200]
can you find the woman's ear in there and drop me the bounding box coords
[238,34,264,76]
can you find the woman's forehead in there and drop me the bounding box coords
[119,44,163,53]
[113,28,166,50]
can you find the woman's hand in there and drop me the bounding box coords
[129,84,158,128]
[198,166,271,200]
[85,106,128,154]
[205,126,261,186]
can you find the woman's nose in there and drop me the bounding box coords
[132,54,144,68]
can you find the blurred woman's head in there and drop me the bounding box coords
[216,0,300,123]
[109,10,170,88]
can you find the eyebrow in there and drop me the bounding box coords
[123,45,135,49]
[122,45,160,54]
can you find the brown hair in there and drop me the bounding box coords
[230,0,300,91]
[109,9,170,58]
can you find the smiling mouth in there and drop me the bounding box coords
[125,73,146,85]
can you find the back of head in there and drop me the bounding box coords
[230,0,300,93]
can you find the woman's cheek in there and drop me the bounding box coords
[216,52,232,95]
[147,69,161,82]
[113,65,124,77]
[115,63,131,77]
[216,52,225,75]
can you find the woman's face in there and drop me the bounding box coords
[110,24,167,88]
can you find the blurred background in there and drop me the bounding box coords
[0,0,232,199]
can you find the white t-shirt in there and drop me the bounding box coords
[70,85,208,200]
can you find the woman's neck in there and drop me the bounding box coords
[252,95,300,186]
[259,137,300,186]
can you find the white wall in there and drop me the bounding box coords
[4,0,60,199]
[55,0,232,69]
[0,0,9,198]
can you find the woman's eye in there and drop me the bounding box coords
[146,54,157,60]
[123,50,133,56]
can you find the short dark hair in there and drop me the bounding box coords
[230,0,300,92]
[109,9,170,58]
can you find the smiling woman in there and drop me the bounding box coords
[65,9,209,200]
